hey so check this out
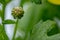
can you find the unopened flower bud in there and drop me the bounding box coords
[12,7,24,19]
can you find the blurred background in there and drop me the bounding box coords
[0,0,60,40]
[0,0,31,40]
[0,0,20,40]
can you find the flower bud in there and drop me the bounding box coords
[12,7,24,19]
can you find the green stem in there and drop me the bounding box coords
[1,3,9,40]
[12,19,18,40]
[2,4,6,33]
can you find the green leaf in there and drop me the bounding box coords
[41,0,60,20]
[5,0,11,4]
[20,0,29,6]
[41,3,58,21]
[0,0,3,4]
[20,0,31,7]
[0,24,9,40]
[17,3,46,39]
[47,33,60,40]
[20,0,42,7]
[3,20,15,24]
[0,0,11,5]
[47,25,59,36]
[31,0,42,4]
[15,36,23,40]
[17,3,36,39]
[30,20,57,40]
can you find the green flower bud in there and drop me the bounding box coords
[12,7,24,19]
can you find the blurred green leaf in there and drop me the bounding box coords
[41,0,60,20]
[15,36,23,40]
[0,0,3,4]
[47,25,59,36]
[20,0,42,7]
[13,1,60,40]
[17,3,46,39]
[30,20,60,40]
[0,24,9,40]
[3,20,15,24]
[0,0,11,5]
[31,0,42,4]
[47,33,60,40]
[20,0,31,7]
[41,3,58,21]
[5,0,11,4]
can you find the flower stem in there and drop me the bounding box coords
[2,4,6,33]
[12,19,18,40]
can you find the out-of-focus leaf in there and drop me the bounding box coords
[17,3,36,39]
[20,0,42,7]
[3,20,15,24]
[20,0,30,7]
[41,3,57,21]
[0,0,3,4]
[0,24,9,40]
[31,0,42,4]
[30,20,57,40]
[0,0,11,5]
[47,25,59,36]
[41,0,60,20]
[47,33,60,40]
[15,36,23,40]
[18,2,46,39]
[5,0,12,4]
